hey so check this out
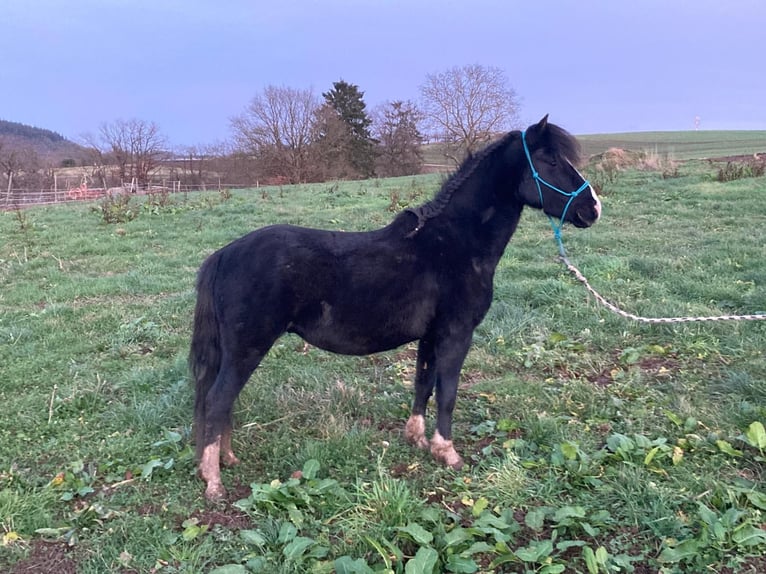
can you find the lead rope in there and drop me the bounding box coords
[553,234,766,324]
[522,129,765,323]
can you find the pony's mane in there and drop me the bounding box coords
[406,132,515,230]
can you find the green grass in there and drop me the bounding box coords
[1,165,765,573]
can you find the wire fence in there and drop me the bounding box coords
[0,181,250,210]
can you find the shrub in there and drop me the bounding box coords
[716,158,766,182]
[92,191,137,223]
[586,147,680,192]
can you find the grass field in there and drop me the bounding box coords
[1,159,765,572]
[423,130,766,167]
[577,131,766,161]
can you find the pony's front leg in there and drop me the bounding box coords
[430,379,464,470]
[405,338,436,450]
[429,334,472,470]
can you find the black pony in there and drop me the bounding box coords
[190,116,601,499]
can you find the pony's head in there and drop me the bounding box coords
[517,115,601,228]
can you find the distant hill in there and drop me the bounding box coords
[0,119,90,166]
[0,119,68,142]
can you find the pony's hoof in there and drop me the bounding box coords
[413,437,430,450]
[404,415,429,450]
[405,433,429,450]
[222,452,241,467]
[204,483,226,501]
[430,432,464,470]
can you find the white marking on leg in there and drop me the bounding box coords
[404,414,429,450]
[430,431,464,469]
[221,427,241,467]
[199,436,225,500]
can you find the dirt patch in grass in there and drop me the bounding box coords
[225,479,255,506]
[136,501,163,516]
[188,507,251,530]
[588,353,680,388]
[425,490,469,518]
[709,153,765,163]
[390,462,427,479]
[375,417,401,433]
[393,346,418,362]
[719,554,766,573]
[9,540,77,574]
[591,369,614,388]
[460,369,491,389]
[174,481,252,530]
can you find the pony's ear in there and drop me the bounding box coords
[525,114,550,144]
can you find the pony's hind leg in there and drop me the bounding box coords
[199,435,224,500]
[405,338,436,450]
[200,352,264,500]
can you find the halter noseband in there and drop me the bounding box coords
[521,130,591,243]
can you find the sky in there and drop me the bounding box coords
[2,0,765,147]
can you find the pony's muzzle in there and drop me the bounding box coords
[572,206,600,228]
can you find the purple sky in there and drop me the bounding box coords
[2,0,765,146]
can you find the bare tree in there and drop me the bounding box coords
[79,135,111,189]
[168,142,247,189]
[373,100,424,177]
[174,144,206,186]
[0,138,23,186]
[231,85,319,184]
[165,140,261,189]
[0,137,38,197]
[85,119,167,189]
[201,140,256,187]
[420,64,521,163]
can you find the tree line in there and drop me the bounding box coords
[1,64,520,192]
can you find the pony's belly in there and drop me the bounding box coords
[289,322,418,356]
[287,292,434,356]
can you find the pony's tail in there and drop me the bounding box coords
[189,252,221,461]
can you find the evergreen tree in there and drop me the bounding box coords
[322,80,377,178]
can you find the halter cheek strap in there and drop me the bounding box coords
[521,130,591,251]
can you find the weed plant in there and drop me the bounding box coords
[716,159,766,182]
[1,165,765,572]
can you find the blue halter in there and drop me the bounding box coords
[521,130,591,253]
